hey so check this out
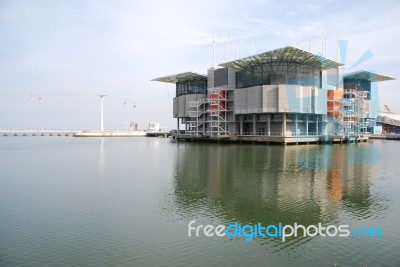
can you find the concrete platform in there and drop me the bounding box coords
[370,134,400,140]
[73,130,146,137]
[175,134,370,145]
[329,136,369,144]
[175,134,320,145]
[146,131,171,137]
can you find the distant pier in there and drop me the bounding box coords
[72,130,171,137]
[0,130,78,137]
[146,131,170,137]
[0,129,173,138]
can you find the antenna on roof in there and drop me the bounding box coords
[213,34,216,68]
[236,38,241,59]
[251,34,254,54]
[225,35,231,61]
[336,32,339,62]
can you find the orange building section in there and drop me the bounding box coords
[327,90,344,117]
[209,90,226,110]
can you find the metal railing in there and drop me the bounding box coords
[236,132,321,136]
[0,130,79,136]
[175,131,323,138]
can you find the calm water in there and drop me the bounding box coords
[0,137,399,266]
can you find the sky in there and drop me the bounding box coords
[0,0,399,130]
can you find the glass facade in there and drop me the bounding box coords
[344,78,371,99]
[176,79,207,97]
[236,61,321,88]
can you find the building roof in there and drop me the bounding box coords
[344,70,395,82]
[152,71,207,83]
[219,46,343,71]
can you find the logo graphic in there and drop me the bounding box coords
[188,220,383,243]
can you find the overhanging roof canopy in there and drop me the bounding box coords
[344,70,395,82]
[152,71,207,83]
[219,46,343,71]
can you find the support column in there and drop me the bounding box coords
[239,115,243,135]
[306,114,309,135]
[295,114,298,136]
[316,116,319,134]
[253,114,256,135]
[177,118,180,132]
[282,113,286,136]
[267,114,271,136]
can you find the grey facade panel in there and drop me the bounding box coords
[234,88,247,114]
[263,85,279,112]
[173,94,207,118]
[173,97,179,118]
[178,95,186,117]
[207,68,215,88]
[246,86,263,113]
[327,68,338,86]
[314,88,328,114]
[277,85,328,114]
[214,68,228,87]
[233,84,327,115]
[228,68,236,88]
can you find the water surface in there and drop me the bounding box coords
[0,137,399,266]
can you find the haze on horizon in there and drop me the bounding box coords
[0,0,399,130]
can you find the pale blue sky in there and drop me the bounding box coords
[0,0,399,130]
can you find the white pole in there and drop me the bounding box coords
[99,95,106,131]
[336,32,339,62]
[225,36,228,61]
[251,34,254,54]
[213,34,216,68]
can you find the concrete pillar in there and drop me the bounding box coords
[306,114,309,135]
[267,114,271,136]
[316,116,319,134]
[239,115,243,135]
[282,113,286,136]
[253,114,256,135]
[177,118,180,131]
[295,114,298,136]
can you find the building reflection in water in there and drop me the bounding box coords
[172,143,386,229]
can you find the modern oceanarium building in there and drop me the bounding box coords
[153,46,394,144]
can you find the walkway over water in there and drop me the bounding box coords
[0,130,78,137]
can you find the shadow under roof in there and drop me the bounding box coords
[152,71,207,83]
[219,46,342,71]
[344,70,395,82]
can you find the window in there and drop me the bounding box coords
[344,78,371,99]
[236,62,321,88]
[176,80,207,97]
